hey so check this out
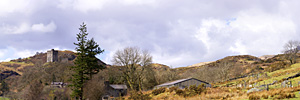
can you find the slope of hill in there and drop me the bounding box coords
[173,55,265,83]
[259,55,275,60]
[151,63,170,70]
[187,61,214,67]
[145,54,300,100]
[0,50,77,80]
[3,49,300,99]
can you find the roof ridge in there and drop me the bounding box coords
[155,77,210,87]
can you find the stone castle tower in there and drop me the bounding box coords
[47,49,58,62]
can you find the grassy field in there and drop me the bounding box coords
[148,63,300,100]
[148,85,300,99]
[0,97,9,100]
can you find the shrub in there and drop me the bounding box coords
[275,93,295,99]
[168,87,178,93]
[285,93,295,98]
[270,93,274,97]
[115,97,125,100]
[286,93,290,98]
[246,87,252,90]
[208,94,222,99]
[188,84,205,94]
[262,94,268,99]
[182,89,197,97]
[223,94,230,99]
[276,94,285,99]
[129,91,151,100]
[174,85,207,97]
[238,92,243,96]
[290,93,295,98]
[294,87,300,91]
[248,94,260,100]
[195,84,206,94]
[175,89,184,96]
[189,85,197,92]
[152,87,166,95]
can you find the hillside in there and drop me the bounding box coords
[187,61,214,67]
[0,50,172,98]
[0,50,76,80]
[146,54,300,100]
[2,50,300,99]
[259,55,276,60]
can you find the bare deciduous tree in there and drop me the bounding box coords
[155,68,180,85]
[113,47,152,91]
[83,78,105,100]
[283,40,300,64]
[24,80,44,100]
[217,61,232,82]
[142,66,157,90]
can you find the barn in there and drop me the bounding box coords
[154,77,211,89]
[104,81,127,97]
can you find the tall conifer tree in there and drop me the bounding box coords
[70,23,104,99]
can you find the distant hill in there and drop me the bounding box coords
[187,61,214,67]
[0,50,106,81]
[150,54,300,99]
[177,55,261,70]
[10,50,77,64]
[259,55,275,60]
[151,63,170,70]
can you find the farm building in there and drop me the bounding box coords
[50,82,67,88]
[104,81,128,98]
[154,77,211,89]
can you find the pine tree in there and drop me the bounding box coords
[85,38,105,79]
[70,22,104,99]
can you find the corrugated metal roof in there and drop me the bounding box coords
[156,77,209,87]
[110,84,127,89]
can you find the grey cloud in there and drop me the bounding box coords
[0,0,299,67]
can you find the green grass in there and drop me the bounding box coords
[252,63,300,89]
[0,97,9,100]
[7,61,25,63]
[292,91,300,100]
[268,63,300,76]
[214,63,300,92]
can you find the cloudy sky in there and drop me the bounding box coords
[0,0,299,67]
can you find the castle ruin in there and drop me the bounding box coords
[47,49,58,62]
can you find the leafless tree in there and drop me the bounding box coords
[217,61,232,82]
[155,68,180,85]
[204,66,219,83]
[232,65,245,77]
[283,40,300,64]
[24,80,44,100]
[142,65,157,90]
[83,78,105,100]
[112,47,152,91]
